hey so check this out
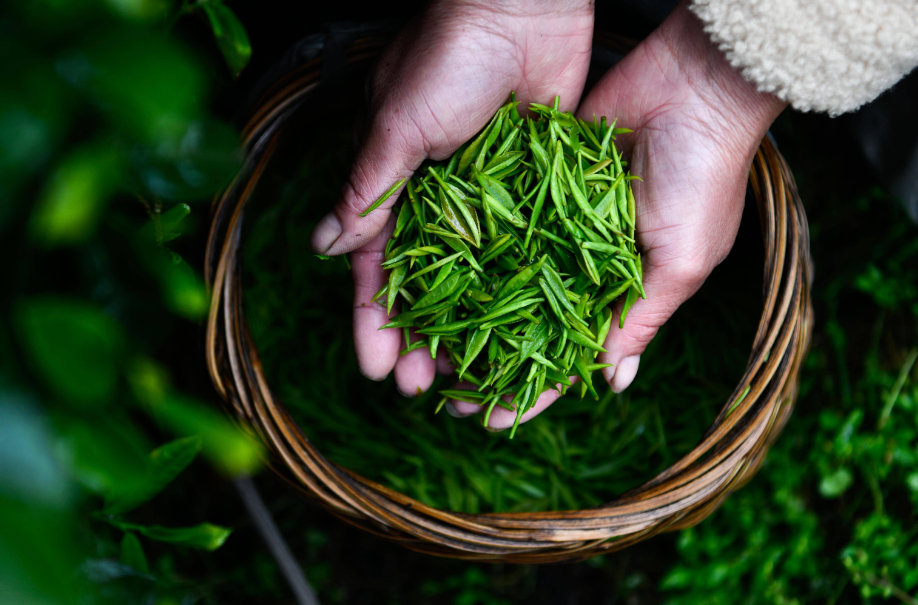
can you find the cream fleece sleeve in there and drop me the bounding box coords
[690,0,918,115]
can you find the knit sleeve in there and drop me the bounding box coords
[690,0,918,115]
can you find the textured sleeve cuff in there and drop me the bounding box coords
[690,0,918,115]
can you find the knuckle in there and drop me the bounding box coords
[665,256,710,286]
[619,318,661,349]
[341,169,374,217]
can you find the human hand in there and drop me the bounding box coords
[449,0,787,429]
[309,0,595,395]
[574,1,787,395]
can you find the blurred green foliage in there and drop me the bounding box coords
[1,0,259,603]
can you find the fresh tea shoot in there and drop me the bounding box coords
[367,96,644,436]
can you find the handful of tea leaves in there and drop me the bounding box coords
[369,96,644,436]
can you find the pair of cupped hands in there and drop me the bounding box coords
[310,0,786,430]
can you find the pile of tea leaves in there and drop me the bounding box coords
[369,97,645,435]
[241,116,760,514]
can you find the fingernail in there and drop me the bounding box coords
[359,367,385,382]
[612,355,640,393]
[399,385,425,398]
[311,212,342,254]
[444,401,462,417]
[482,415,506,432]
[602,364,616,386]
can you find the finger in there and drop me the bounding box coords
[598,250,711,393]
[309,112,419,256]
[352,223,401,381]
[436,349,455,375]
[309,22,432,256]
[448,378,580,428]
[394,330,436,397]
[308,23,489,257]
[482,386,565,431]
[446,381,481,418]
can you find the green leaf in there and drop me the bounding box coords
[54,413,149,495]
[519,320,550,364]
[412,271,467,310]
[119,532,149,574]
[141,203,191,245]
[495,257,545,301]
[159,258,209,320]
[386,263,408,315]
[819,467,854,498]
[106,0,171,22]
[15,298,122,407]
[474,167,515,211]
[0,60,71,200]
[103,518,232,551]
[565,328,607,353]
[0,495,81,605]
[29,141,122,247]
[358,177,407,217]
[619,285,639,329]
[202,3,252,77]
[59,28,206,144]
[104,436,202,515]
[459,328,492,379]
[144,394,263,477]
[130,118,243,201]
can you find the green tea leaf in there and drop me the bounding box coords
[386,263,408,315]
[16,298,122,407]
[459,328,492,379]
[144,394,262,477]
[103,518,232,551]
[104,436,202,515]
[359,177,407,217]
[202,3,252,77]
[119,532,149,574]
[30,141,122,247]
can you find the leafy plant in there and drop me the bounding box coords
[0,0,261,602]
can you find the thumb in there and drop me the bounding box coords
[309,108,425,255]
[598,251,711,393]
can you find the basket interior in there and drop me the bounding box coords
[238,108,769,515]
[205,34,811,561]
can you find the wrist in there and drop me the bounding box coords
[657,1,787,149]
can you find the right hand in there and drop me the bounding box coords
[310,0,595,396]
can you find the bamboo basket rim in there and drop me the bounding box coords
[204,33,814,563]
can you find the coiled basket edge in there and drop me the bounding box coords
[204,34,814,563]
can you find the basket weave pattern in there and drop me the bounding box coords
[204,36,814,563]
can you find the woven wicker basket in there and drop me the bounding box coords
[204,34,813,563]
